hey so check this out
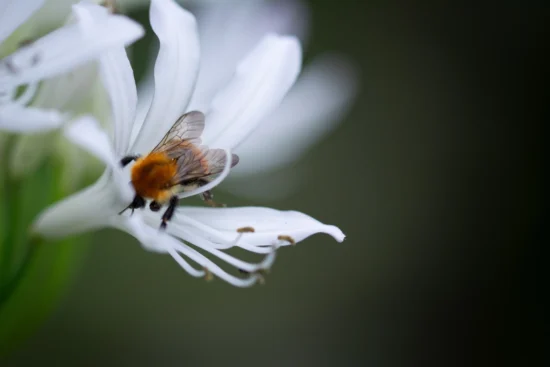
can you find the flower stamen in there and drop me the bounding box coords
[237,226,255,233]
[277,235,295,245]
[203,267,214,281]
[166,246,206,278]
[174,214,273,254]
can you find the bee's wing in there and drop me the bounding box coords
[153,110,239,185]
[151,111,205,155]
[172,148,240,185]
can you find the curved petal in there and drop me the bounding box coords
[119,213,261,287]
[232,54,359,175]
[99,47,137,156]
[188,0,309,111]
[169,239,260,288]
[0,0,43,44]
[174,206,346,249]
[202,34,302,150]
[63,116,134,203]
[131,0,200,154]
[31,61,98,112]
[180,236,276,274]
[0,2,143,89]
[32,173,117,239]
[112,212,169,253]
[0,103,64,132]
[63,115,117,169]
[133,59,156,144]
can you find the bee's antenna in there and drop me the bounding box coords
[118,206,130,215]
[119,195,145,215]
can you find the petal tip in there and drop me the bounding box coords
[324,225,346,243]
[266,33,302,57]
[151,0,198,27]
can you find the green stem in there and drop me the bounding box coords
[0,238,39,307]
[0,136,30,307]
[0,135,16,284]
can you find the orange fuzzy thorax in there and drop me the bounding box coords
[130,152,178,203]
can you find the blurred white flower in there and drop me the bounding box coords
[34,0,344,287]
[137,0,358,198]
[0,0,143,132]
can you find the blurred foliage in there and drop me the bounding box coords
[1,0,545,366]
[0,135,89,356]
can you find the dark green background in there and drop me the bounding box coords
[4,0,545,366]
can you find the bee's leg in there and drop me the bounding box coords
[120,154,141,167]
[201,190,219,207]
[160,195,179,231]
[196,179,225,207]
[119,195,145,215]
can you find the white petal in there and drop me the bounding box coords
[0,2,144,89]
[188,0,309,111]
[131,0,200,154]
[133,59,155,144]
[166,246,207,279]
[167,213,273,254]
[33,173,118,239]
[32,60,98,112]
[119,214,260,286]
[169,239,259,287]
[99,47,137,156]
[174,206,345,248]
[0,103,64,132]
[63,116,134,203]
[112,212,168,253]
[172,232,275,280]
[63,115,117,169]
[232,54,359,175]
[0,0,43,44]
[170,222,277,271]
[114,215,207,277]
[202,34,302,150]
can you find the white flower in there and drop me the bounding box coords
[0,0,144,132]
[33,0,345,287]
[137,0,358,199]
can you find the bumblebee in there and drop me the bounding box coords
[119,111,239,229]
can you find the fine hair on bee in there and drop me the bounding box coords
[118,111,239,230]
